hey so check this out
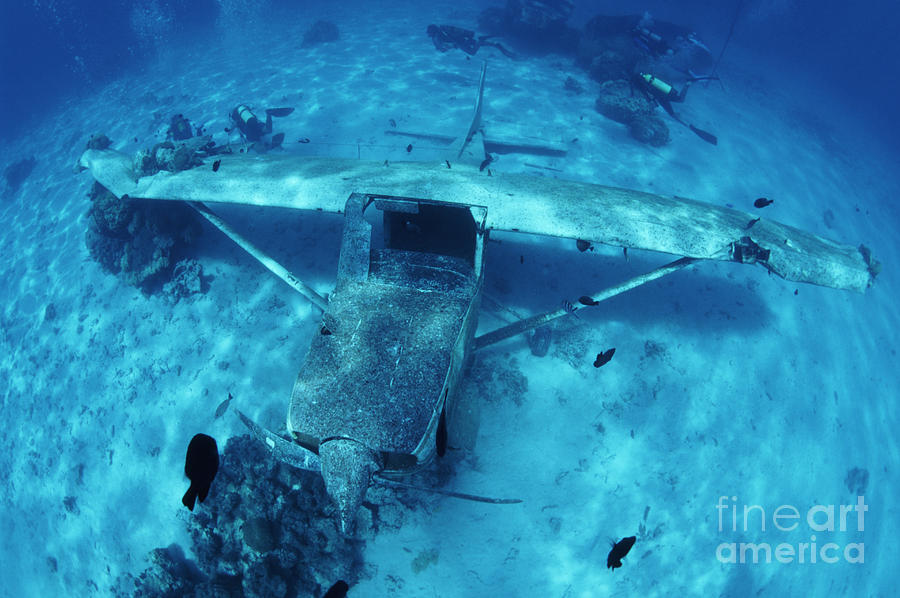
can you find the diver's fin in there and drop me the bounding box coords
[689,124,718,145]
[373,474,522,504]
[235,409,321,471]
[688,75,720,83]
[265,107,295,117]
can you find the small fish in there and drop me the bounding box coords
[746,217,760,229]
[406,144,413,153]
[754,197,773,208]
[182,434,219,511]
[593,348,616,368]
[479,154,494,172]
[623,247,629,261]
[214,393,233,418]
[607,536,636,570]
[578,296,598,306]
[436,408,448,457]
[576,239,592,252]
[445,160,452,169]
[794,289,798,295]
[297,137,311,144]
[389,118,397,128]
[323,580,349,598]
[519,255,524,264]
[212,159,221,172]
[383,159,389,167]
[487,168,492,176]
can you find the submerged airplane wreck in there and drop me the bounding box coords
[79,144,878,532]
[77,62,878,532]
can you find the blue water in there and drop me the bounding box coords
[3,1,899,150]
[1,1,897,597]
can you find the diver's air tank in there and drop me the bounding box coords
[641,73,674,97]
[230,104,264,141]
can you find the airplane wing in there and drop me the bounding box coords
[79,149,879,292]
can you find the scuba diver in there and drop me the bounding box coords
[167,114,195,141]
[426,24,516,59]
[163,113,230,157]
[227,104,295,148]
[632,72,719,145]
[632,25,671,57]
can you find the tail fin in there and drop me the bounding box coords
[197,482,211,504]
[182,486,197,511]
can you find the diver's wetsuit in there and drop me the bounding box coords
[426,24,516,58]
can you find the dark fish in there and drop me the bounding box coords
[265,107,294,117]
[487,169,492,176]
[479,154,494,172]
[323,580,349,598]
[576,239,592,252]
[406,144,413,153]
[436,408,448,457]
[746,217,760,229]
[794,289,798,295]
[297,138,311,143]
[445,160,452,169]
[607,536,636,570]
[623,247,629,261]
[214,393,233,418]
[519,255,524,264]
[593,348,616,368]
[182,433,219,511]
[389,118,397,128]
[754,197,773,208]
[578,296,598,307]
[212,159,221,172]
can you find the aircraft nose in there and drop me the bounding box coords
[318,438,380,534]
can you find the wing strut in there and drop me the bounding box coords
[474,255,701,351]
[188,201,329,311]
